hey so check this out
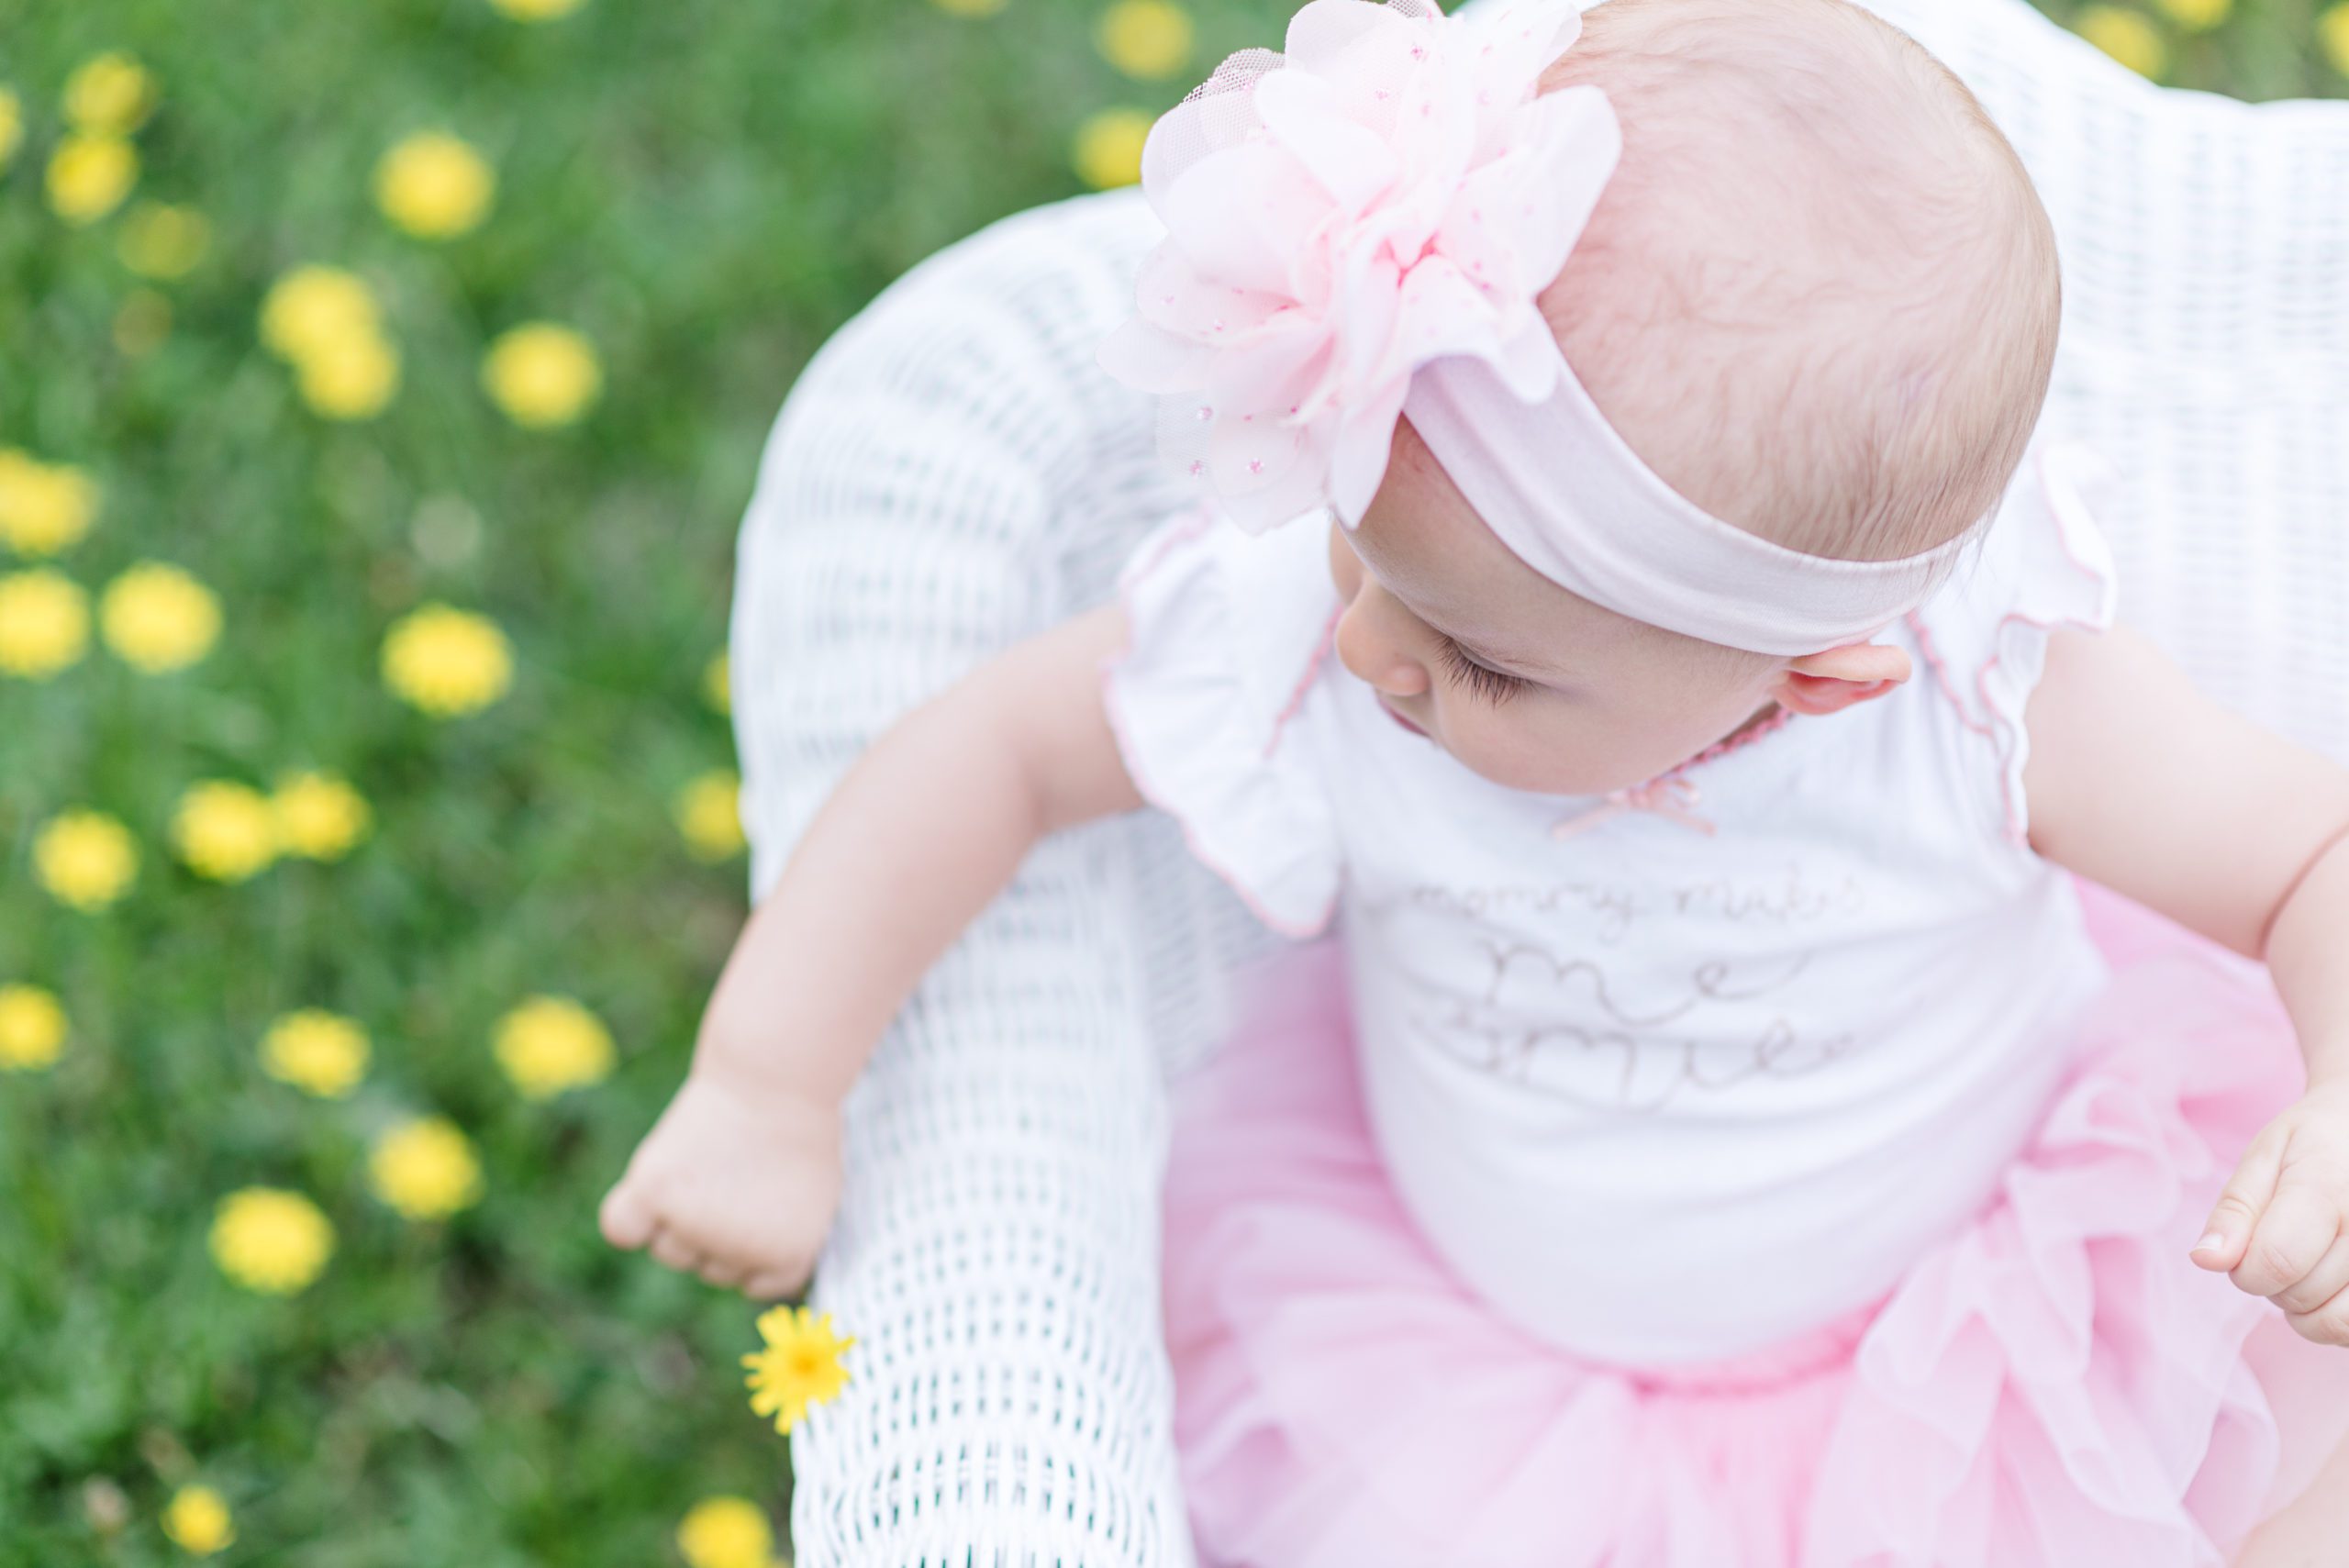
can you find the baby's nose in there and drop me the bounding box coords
[1334,589,1431,699]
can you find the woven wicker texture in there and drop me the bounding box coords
[729,0,2349,1557]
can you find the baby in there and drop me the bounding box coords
[603,0,2349,1560]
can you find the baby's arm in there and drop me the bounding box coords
[599,605,1141,1296]
[2025,624,2349,1343]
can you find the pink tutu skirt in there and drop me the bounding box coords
[1162,883,2349,1568]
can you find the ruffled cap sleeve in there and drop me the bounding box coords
[1103,507,1346,936]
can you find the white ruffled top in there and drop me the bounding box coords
[1104,439,2124,1364]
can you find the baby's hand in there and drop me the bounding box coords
[2192,1078,2349,1346]
[598,1068,842,1299]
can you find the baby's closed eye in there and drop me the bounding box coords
[1437,635,1530,706]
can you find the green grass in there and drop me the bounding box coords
[0,0,2340,1561]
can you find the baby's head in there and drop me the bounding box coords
[1333,0,2059,795]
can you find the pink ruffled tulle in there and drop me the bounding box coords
[1162,881,2349,1568]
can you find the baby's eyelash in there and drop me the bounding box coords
[1436,637,1528,706]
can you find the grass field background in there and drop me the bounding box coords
[3,0,2343,1562]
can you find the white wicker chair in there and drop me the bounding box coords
[728,0,2349,1558]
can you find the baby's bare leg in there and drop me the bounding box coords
[2232,1432,2349,1567]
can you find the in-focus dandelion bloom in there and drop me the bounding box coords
[260,266,382,362]
[0,450,101,556]
[0,984,68,1072]
[674,771,746,862]
[1096,0,1194,78]
[743,1305,854,1434]
[2075,5,2167,76]
[296,331,402,420]
[117,203,211,280]
[173,782,281,884]
[675,1496,777,1568]
[382,604,513,716]
[259,1010,370,1098]
[703,651,730,715]
[0,570,90,678]
[1071,108,1151,191]
[375,131,495,239]
[2323,2,2349,76]
[33,810,137,912]
[99,562,220,673]
[493,995,615,1099]
[489,0,587,19]
[272,772,371,860]
[46,135,138,225]
[481,323,603,428]
[209,1186,334,1294]
[0,88,21,173]
[114,290,173,357]
[63,51,156,136]
[370,1117,484,1220]
[161,1485,235,1556]
[929,0,1008,16]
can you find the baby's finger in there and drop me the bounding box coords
[2284,1282,2349,1348]
[2274,1228,2349,1316]
[2194,1131,2286,1272]
[649,1229,705,1274]
[598,1177,657,1251]
[2232,1159,2340,1298]
[742,1264,808,1301]
[698,1256,748,1290]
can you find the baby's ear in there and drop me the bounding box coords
[1769,642,1912,717]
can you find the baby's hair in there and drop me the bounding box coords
[1537,0,2061,564]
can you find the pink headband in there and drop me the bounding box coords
[1096,0,1966,656]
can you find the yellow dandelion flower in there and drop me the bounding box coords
[114,289,173,357]
[117,203,211,280]
[173,781,280,884]
[481,323,603,428]
[260,265,382,363]
[100,562,220,673]
[1096,0,1194,79]
[0,984,68,1072]
[0,569,90,679]
[929,0,1008,16]
[161,1484,235,1556]
[2322,3,2349,78]
[272,772,371,861]
[33,809,138,912]
[742,1305,854,1434]
[369,1117,484,1220]
[382,603,513,717]
[0,88,22,172]
[0,451,101,556]
[493,995,615,1099]
[63,52,156,137]
[674,770,746,862]
[1072,108,1152,191]
[209,1186,333,1295]
[375,131,495,240]
[676,1496,777,1568]
[296,330,401,420]
[489,0,587,20]
[46,134,138,226]
[2075,6,2167,78]
[704,651,730,715]
[259,1009,370,1098]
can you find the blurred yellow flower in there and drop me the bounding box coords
[2075,6,2167,77]
[2148,0,2229,28]
[64,52,157,136]
[161,1484,235,1556]
[261,266,383,363]
[114,289,173,357]
[490,0,587,19]
[382,604,513,717]
[675,770,746,862]
[376,131,496,240]
[0,984,68,1072]
[929,0,1008,16]
[259,1009,370,1097]
[173,782,281,883]
[0,88,21,172]
[47,135,138,225]
[117,203,211,280]
[676,1496,777,1568]
[370,1117,484,1219]
[704,651,730,715]
[481,323,603,428]
[1096,0,1193,78]
[493,995,615,1099]
[273,772,371,860]
[0,450,101,556]
[0,569,90,678]
[297,331,402,420]
[209,1186,333,1295]
[33,810,138,912]
[743,1305,854,1434]
[2322,3,2349,77]
[100,562,220,673]
[1072,108,1152,191]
